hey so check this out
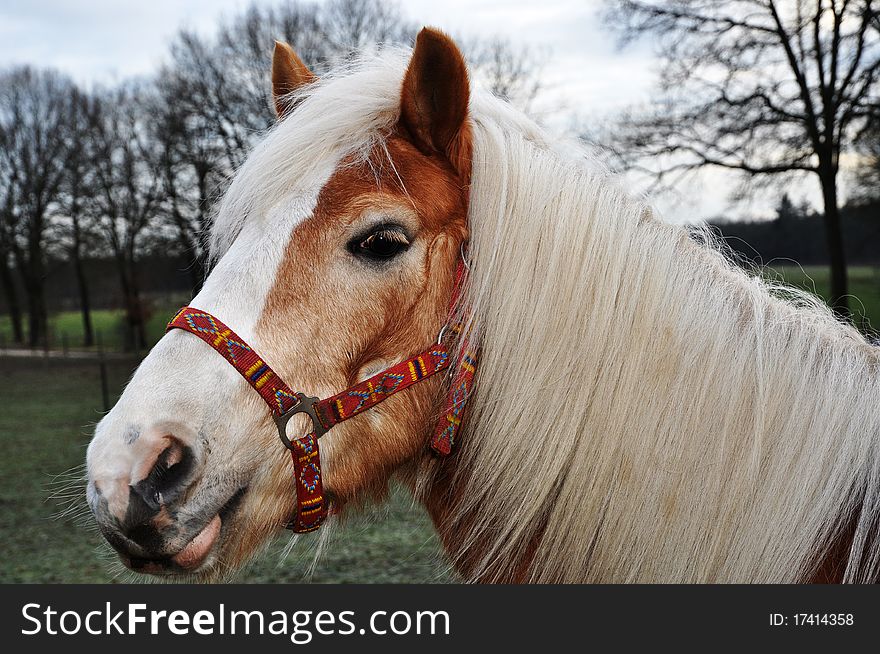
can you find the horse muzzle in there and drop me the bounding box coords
[86,417,245,575]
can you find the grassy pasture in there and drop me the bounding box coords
[0,307,175,352]
[0,356,451,583]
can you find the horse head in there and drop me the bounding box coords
[86,29,471,578]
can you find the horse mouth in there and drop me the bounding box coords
[121,487,247,576]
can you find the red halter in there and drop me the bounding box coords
[166,259,476,533]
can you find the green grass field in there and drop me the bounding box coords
[0,356,452,583]
[0,307,176,352]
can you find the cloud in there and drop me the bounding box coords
[0,0,248,82]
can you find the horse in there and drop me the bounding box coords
[85,28,880,583]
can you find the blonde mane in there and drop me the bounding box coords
[420,93,880,583]
[213,50,880,583]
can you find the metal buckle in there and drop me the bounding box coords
[274,393,328,451]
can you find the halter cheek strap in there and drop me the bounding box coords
[430,335,477,456]
[430,256,478,456]
[166,268,477,533]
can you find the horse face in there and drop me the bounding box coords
[85,29,471,579]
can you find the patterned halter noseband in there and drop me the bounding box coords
[166,257,477,533]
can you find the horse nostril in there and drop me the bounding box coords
[121,436,195,547]
[130,437,195,513]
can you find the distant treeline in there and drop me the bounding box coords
[2,195,876,318]
[709,196,880,267]
[0,254,194,315]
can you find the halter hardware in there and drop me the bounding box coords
[274,393,327,449]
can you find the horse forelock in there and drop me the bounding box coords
[207,50,413,261]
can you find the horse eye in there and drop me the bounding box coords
[350,227,411,261]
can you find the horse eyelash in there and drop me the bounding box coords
[365,229,410,245]
[350,223,411,248]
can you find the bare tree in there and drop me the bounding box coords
[322,0,414,52]
[604,0,880,318]
[55,87,99,346]
[0,164,23,345]
[165,31,265,173]
[166,0,414,162]
[157,3,331,288]
[150,72,227,293]
[463,36,548,114]
[163,0,543,173]
[0,67,73,346]
[851,118,880,201]
[88,85,164,351]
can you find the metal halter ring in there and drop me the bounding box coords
[274,393,328,450]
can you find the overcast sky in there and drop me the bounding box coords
[0,0,807,222]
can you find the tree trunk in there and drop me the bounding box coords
[817,165,849,320]
[72,248,94,347]
[19,257,48,348]
[116,255,147,352]
[24,277,48,348]
[127,252,147,351]
[19,227,49,347]
[70,195,94,347]
[70,213,94,347]
[129,272,147,351]
[0,254,24,344]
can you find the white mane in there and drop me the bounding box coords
[213,50,880,583]
[436,93,880,583]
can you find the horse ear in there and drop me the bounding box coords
[400,28,471,179]
[272,40,317,119]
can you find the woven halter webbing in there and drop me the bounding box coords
[429,257,478,455]
[166,303,474,533]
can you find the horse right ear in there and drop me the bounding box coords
[271,41,317,119]
[400,28,472,180]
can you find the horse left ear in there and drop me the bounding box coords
[272,40,317,119]
[400,28,471,179]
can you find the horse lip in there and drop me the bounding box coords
[170,514,222,570]
[116,486,248,575]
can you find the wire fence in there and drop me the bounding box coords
[0,326,145,412]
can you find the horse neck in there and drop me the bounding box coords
[414,154,880,582]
